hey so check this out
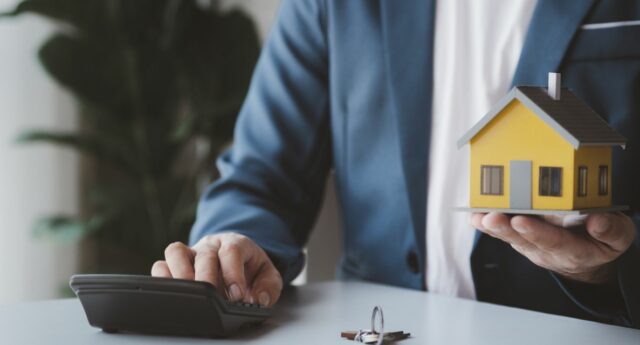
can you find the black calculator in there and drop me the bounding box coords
[69,274,272,338]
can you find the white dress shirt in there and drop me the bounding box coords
[427,0,538,299]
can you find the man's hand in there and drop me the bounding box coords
[471,212,636,284]
[151,233,283,307]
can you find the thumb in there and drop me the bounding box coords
[586,212,636,252]
[249,263,283,307]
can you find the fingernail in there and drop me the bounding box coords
[258,291,271,306]
[228,284,243,301]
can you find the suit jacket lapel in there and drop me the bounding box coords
[512,0,597,86]
[380,0,435,257]
[474,0,598,247]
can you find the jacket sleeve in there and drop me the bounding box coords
[189,0,331,284]
[552,213,640,328]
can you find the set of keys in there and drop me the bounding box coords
[340,306,411,344]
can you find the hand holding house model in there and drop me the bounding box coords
[458,73,627,215]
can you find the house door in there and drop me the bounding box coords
[510,160,532,209]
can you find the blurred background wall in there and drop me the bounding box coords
[0,0,79,302]
[0,0,340,303]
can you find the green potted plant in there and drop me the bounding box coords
[2,0,260,274]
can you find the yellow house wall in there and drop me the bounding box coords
[470,100,575,210]
[573,146,612,209]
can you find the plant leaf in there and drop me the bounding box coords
[32,215,104,244]
[2,0,111,38]
[216,10,261,99]
[38,33,130,114]
[174,8,259,148]
[17,130,137,171]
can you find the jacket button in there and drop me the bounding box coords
[406,251,420,274]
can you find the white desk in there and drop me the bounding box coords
[1,281,638,344]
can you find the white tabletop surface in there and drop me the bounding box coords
[1,280,639,344]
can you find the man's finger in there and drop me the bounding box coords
[471,213,487,230]
[510,215,581,252]
[248,264,283,307]
[194,250,220,287]
[218,241,249,302]
[586,212,636,252]
[164,242,196,280]
[480,212,536,250]
[151,260,172,278]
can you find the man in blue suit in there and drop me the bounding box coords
[151,0,640,328]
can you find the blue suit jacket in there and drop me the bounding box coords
[191,0,640,328]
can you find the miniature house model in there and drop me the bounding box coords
[457,73,627,214]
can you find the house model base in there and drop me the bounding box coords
[456,205,628,216]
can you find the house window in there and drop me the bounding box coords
[578,166,587,197]
[539,167,562,196]
[481,165,503,195]
[599,165,608,195]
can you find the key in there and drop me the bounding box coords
[341,330,411,343]
[381,331,411,341]
[340,306,410,344]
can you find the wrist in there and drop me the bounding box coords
[559,262,615,285]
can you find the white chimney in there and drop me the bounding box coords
[548,72,561,100]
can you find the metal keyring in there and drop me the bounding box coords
[370,306,384,345]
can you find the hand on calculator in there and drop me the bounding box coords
[151,233,283,307]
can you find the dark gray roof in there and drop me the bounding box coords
[457,86,627,149]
